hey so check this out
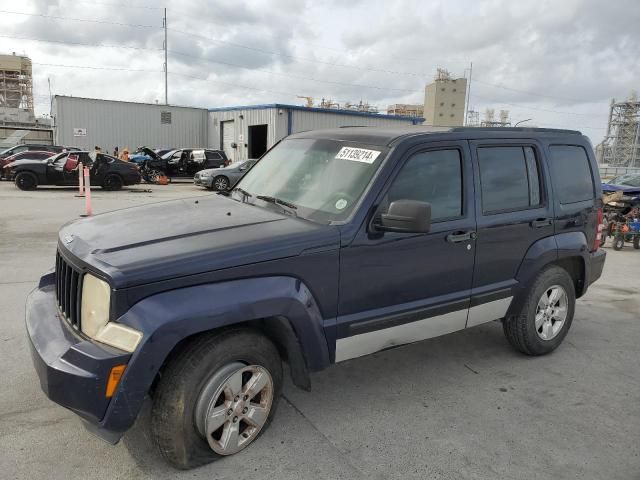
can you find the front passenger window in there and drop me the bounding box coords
[387,149,463,221]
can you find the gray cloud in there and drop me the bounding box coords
[1,0,638,142]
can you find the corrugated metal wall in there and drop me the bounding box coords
[53,96,208,151]
[207,107,286,162]
[208,106,417,162]
[290,109,416,133]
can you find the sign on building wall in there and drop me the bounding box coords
[73,128,87,137]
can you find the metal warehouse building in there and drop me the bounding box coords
[207,104,423,162]
[52,96,208,151]
[52,96,423,160]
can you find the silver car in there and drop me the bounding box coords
[194,160,257,191]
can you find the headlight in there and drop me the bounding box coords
[81,274,142,352]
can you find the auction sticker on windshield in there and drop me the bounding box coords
[335,147,381,164]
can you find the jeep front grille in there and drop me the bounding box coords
[55,252,82,329]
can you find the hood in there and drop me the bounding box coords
[602,183,640,195]
[58,194,340,288]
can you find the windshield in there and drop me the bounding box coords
[233,138,389,223]
[619,175,640,187]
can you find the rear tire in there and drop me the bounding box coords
[633,236,640,250]
[150,329,282,469]
[613,235,624,251]
[503,266,575,356]
[102,174,123,191]
[14,172,37,191]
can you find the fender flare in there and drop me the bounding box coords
[507,232,589,317]
[101,276,330,434]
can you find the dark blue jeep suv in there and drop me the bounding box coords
[26,126,606,468]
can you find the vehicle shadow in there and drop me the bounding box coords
[121,321,514,475]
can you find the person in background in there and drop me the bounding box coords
[94,146,102,153]
[113,146,119,157]
[120,147,129,161]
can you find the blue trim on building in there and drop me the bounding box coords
[208,103,424,123]
[287,109,293,135]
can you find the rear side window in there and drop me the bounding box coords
[548,146,594,204]
[387,149,462,221]
[206,151,222,160]
[478,146,542,214]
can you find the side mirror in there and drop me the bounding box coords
[376,200,431,233]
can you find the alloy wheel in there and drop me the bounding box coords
[196,364,274,455]
[214,177,229,191]
[535,285,568,341]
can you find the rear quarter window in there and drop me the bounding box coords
[548,146,594,204]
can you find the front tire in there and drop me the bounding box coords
[150,329,282,469]
[633,236,639,250]
[212,175,229,191]
[503,266,575,356]
[15,172,37,190]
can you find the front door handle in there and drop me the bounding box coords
[446,231,476,243]
[531,218,552,228]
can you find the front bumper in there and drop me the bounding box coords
[26,274,131,441]
[194,176,212,187]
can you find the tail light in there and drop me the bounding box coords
[224,159,231,167]
[593,207,604,252]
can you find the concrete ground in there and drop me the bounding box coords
[0,181,638,480]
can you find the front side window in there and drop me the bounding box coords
[478,146,542,214]
[235,138,389,223]
[548,145,594,204]
[386,149,463,221]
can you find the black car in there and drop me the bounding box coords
[0,144,79,161]
[194,159,256,190]
[26,127,605,469]
[9,151,140,190]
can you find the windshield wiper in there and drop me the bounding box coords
[232,187,253,200]
[255,195,298,215]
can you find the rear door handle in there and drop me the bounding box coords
[531,218,552,228]
[446,231,477,243]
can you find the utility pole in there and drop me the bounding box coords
[47,77,52,117]
[464,61,473,126]
[163,8,168,105]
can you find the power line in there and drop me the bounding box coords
[168,49,417,93]
[0,34,163,52]
[69,0,164,9]
[167,27,428,78]
[0,9,158,28]
[0,8,609,107]
[32,61,162,74]
[3,9,615,116]
[471,93,599,117]
[473,79,590,104]
[0,33,418,94]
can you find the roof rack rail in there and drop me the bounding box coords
[449,127,581,135]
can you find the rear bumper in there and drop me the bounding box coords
[588,249,606,286]
[26,274,131,442]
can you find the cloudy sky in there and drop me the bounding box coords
[1,0,639,143]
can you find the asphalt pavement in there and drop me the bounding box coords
[0,181,638,480]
